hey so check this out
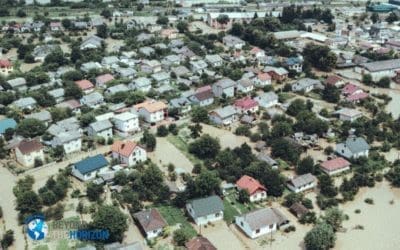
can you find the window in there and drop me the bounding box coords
[255,229,260,233]
[240,222,244,227]
[269,224,273,229]
[215,212,220,217]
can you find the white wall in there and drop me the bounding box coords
[15,148,44,167]
[235,216,276,239]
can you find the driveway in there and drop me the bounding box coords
[199,221,249,250]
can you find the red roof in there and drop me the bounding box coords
[0,59,11,68]
[186,237,217,250]
[50,22,61,27]
[75,80,94,90]
[96,74,114,85]
[346,92,369,102]
[111,141,140,158]
[17,139,43,155]
[250,46,262,54]
[236,175,266,195]
[320,157,351,172]
[342,83,359,95]
[258,72,271,81]
[196,85,211,93]
[234,97,258,110]
[325,75,342,85]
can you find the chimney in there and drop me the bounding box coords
[121,143,125,149]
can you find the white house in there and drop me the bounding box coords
[209,105,238,125]
[112,112,140,133]
[236,79,254,93]
[355,59,400,81]
[131,77,152,92]
[336,137,370,159]
[134,100,167,124]
[292,78,323,93]
[186,195,224,225]
[111,140,147,166]
[286,173,317,193]
[254,92,279,109]
[334,108,363,122]
[235,208,289,239]
[71,154,109,182]
[52,131,82,154]
[189,86,214,107]
[87,120,113,140]
[15,139,44,167]
[253,72,272,86]
[134,209,167,239]
[212,78,236,98]
[236,175,267,202]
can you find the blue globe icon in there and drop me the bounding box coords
[27,218,48,240]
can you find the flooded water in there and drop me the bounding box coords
[368,82,400,119]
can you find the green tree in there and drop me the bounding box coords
[304,223,336,250]
[386,12,399,23]
[156,125,169,137]
[156,16,169,25]
[96,24,108,39]
[100,9,112,19]
[216,14,230,25]
[271,138,301,164]
[238,189,250,203]
[286,99,308,116]
[362,74,373,85]
[86,182,104,202]
[16,119,46,138]
[322,207,346,232]
[176,21,189,33]
[173,228,190,246]
[1,230,14,249]
[322,84,340,103]
[188,134,221,159]
[189,123,202,138]
[370,12,380,23]
[191,106,209,123]
[140,130,156,151]
[319,175,338,198]
[297,156,315,175]
[91,205,128,243]
[377,77,391,88]
[303,43,337,71]
[65,82,83,99]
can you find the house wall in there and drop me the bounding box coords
[257,98,278,109]
[321,166,350,176]
[114,117,139,132]
[0,66,13,76]
[287,181,316,193]
[88,127,113,139]
[186,204,223,225]
[146,228,163,239]
[72,165,109,182]
[235,216,277,239]
[55,138,82,154]
[139,109,165,123]
[15,148,44,167]
[249,190,267,202]
[199,98,214,107]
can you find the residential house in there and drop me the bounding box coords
[160,28,178,39]
[290,202,309,219]
[283,56,303,73]
[355,59,400,81]
[236,175,267,202]
[112,112,140,133]
[254,92,279,108]
[151,71,170,86]
[131,77,152,92]
[7,77,27,91]
[88,120,113,140]
[249,47,265,58]
[52,130,82,154]
[56,99,81,113]
[292,78,323,93]
[257,152,278,168]
[235,208,289,239]
[334,108,363,122]
[0,118,17,136]
[80,35,103,50]
[234,97,259,113]
[253,72,271,86]
[139,46,155,57]
[172,66,190,78]
[80,62,102,73]
[264,67,288,81]
[212,78,236,98]
[320,157,351,176]
[336,137,370,159]
[222,35,246,49]
[205,54,223,67]
[102,56,119,68]
[190,60,208,74]
[32,44,58,62]
[47,88,65,103]
[75,80,94,94]
[134,100,167,124]
[49,22,62,32]
[15,139,44,167]
[186,237,216,250]
[186,195,224,225]
[162,55,181,68]
[209,105,238,125]
[141,60,162,74]
[170,96,192,115]
[71,154,109,182]
[12,97,37,110]
[74,21,89,30]
[0,59,13,75]
[236,79,254,93]
[80,92,104,108]
[134,209,167,239]
[111,140,147,166]
[116,67,136,79]
[25,110,52,126]
[189,86,214,107]
[105,84,129,96]
[96,74,114,88]
[286,173,317,193]
[325,75,345,87]
[207,12,267,29]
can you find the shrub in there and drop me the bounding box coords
[364,198,374,204]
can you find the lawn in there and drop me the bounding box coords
[223,198,240,223]
[156,205,197,238]
[166,135,202,165]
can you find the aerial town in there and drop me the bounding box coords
[1,0,400,249]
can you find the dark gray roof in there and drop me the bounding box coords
[360,59,400,72]
[188,195,224,218]
[344,137,370,154]
[89,120,113,132]
[288,173,316,188]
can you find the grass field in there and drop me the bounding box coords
[156,205,197,238]
[166,135,202,165]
